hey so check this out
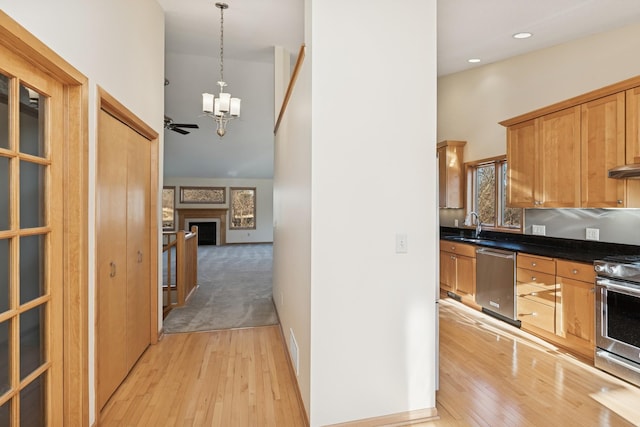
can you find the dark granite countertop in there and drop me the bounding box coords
[440,226,640,264]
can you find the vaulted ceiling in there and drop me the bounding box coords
[159,0,640,180]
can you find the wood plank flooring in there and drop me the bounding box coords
[99,299,640,426]
[99,326,307,426]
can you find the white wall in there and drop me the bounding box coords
[309,1,438,425]
[163,177,274,243]
[0,2,165,424]
[438,22,640,163]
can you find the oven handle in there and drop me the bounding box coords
[596,278,640,297]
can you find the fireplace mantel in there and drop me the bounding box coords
[177,208,228,245]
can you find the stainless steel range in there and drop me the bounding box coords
[594,256,640,387]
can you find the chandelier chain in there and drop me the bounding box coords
[219,4,224,83]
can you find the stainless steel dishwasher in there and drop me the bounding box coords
[475,247,520,326]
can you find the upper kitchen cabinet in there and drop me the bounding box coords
[507,108,581,208]
[502,75,640,208]
[437,140,466,208]
[581,92,625,207]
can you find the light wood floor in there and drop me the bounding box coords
[99,325,307,427]
[99,299,640,426]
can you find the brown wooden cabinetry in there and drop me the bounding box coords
[507,108,581,208]
[555,259,595,359]
[516,253,556,334]
[439,240,476,305]
[502,77,640,208]
[437,140,466,208]
[581,92,626,207]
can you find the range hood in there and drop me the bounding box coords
[609,157,640,179]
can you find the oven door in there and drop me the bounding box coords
[596,277,640,365]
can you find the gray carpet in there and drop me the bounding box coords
[163,243,278,333]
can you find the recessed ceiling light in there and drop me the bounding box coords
[513,32,532,39]
[468,58,481,63]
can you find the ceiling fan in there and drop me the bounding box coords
[164,115,199,135]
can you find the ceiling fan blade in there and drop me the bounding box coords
[171,127,190,135]
[172,123,199,129]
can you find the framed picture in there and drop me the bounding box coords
[229,187,256,229]
[179,186,226,204]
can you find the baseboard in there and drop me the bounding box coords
[274,307,310,427]
[325,407,439,427]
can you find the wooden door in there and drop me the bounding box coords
[97,111,129,409]
[538,107,581,207]
[581,92,626,207]
[556,276,594,351]
[126,125,151,370]
[439,250,455,292]
[0,43,64,425]
[506,119,537,207]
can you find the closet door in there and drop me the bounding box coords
[96,110,128,410]
[125,124,151,370]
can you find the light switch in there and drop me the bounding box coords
[396,233,408,254]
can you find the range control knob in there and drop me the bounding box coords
[595,264,606,273]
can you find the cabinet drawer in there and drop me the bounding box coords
[517,253,555,274]
[556,259,595,283]
[517,283,556,307]
[439,240,476,258]
[516,269,556,288]
[517,297,555,333]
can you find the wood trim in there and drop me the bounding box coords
[177,208,228,245]
[325,408,439,427]
[0,11,90,426]
[500,74,640,127]
[274,44,305,134]
[97,86,157,140]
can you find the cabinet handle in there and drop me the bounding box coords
[530,291,538,296]
[451,255,456,260]
[521,312,538,317]
[531,262,537,267]
[531,276,537,281]
[451,246,455,251]
[617,200,623,204]
[138,250,143,263]
[109,261,116,278]
[572,269,578,275]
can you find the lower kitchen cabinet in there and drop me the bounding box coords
[439,240,476,305]
[556,260,595,359]
[516,253,557,334]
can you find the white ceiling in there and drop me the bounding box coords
[159,0,640,179]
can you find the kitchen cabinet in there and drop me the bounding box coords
[556,260,595,359]
[439,240,476,304]
[581,92,626,207]
[506,107,582,208]
[437,140,466,208]
[502,76,640,208]
[516,253,557,334]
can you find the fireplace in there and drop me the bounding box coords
[186,219,219,245]
[177,208,227,245]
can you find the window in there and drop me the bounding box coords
[466,157,522,232]
[230,187,256,229]
[162,186,175,230]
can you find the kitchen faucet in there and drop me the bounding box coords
[470,211,482,237]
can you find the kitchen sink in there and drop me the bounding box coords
[446,236,483,244]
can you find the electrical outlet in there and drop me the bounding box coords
[586,228,600,241]
[532,225,546,236]
[454,219,459,227]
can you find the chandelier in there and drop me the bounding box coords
[202,2,241,137]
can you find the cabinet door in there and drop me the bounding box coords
[439,250,455,291]
[125,126,152,371]
[581,92,626,207]
[626,87,640,207]
[455,255,476,297]
[538,107,581,207]
[556,276,595,351]
[438,141,465,208]
[506,120,537,207]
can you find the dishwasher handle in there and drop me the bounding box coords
[476,248,516,259]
